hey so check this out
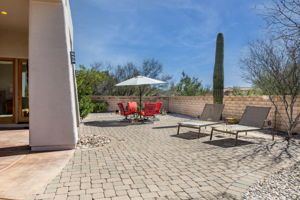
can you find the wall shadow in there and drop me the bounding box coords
[0,145,30,157]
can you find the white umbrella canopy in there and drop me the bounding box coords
[115,76,166,86]
[115,76,167,114]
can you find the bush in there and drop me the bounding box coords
[76,65,108,119]
[79,96,94,119]
[231,87,264,96]
[93,101,109,113]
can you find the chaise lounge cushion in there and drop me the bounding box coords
[178,120,221,128]
[212,124,260,133]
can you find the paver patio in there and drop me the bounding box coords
[31,113,300,200]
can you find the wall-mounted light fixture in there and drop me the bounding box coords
[1,11,8,15]
[70,51,76,64]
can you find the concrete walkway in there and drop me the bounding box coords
[32,113,300,200]
[0,130,74,200]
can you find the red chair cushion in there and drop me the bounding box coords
[127,102,138,114]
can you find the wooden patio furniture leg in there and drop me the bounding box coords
[210,128,214,140]
[235,132,239,146]
[198,127,201,138]
[177,125,180,135]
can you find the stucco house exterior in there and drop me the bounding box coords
[0,0,79,150]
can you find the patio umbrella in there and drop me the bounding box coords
[115,76,167,111]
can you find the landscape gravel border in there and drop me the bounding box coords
[77,134,112,149]
[243,161,300,200]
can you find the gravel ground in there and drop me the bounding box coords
[77,134,111,149]
[243,162,300,200]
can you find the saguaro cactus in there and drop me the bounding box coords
[213,33,224,104]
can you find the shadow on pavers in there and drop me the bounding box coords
[84,120,130,127]
[171,132,208,140]
[152,125,178,129]
[0,145,30,157]
[203,138,254,148]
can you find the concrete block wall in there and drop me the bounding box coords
[90,95,300,133]
[223,96,300,133]
[168,96,213,117]
[223,96,277,129]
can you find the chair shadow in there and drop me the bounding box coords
[203,138,254,148]
[0,145,30,157]
[153,125,178,129]
[171,131,208,140]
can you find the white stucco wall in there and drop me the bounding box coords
[62,0,81,127]
[29,0,78,150]
[0,28,28,58]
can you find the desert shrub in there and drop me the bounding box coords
[93,101,109,113]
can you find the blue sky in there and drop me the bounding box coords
[70,0,268,87]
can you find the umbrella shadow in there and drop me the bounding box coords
[84,120,130,127]
[83,119,156,127]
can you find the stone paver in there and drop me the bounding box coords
[31,113,300,200]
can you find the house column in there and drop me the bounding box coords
[29,0,78,151]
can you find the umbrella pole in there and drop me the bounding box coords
[139,86,142,118]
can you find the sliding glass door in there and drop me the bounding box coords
[0,59,15,123]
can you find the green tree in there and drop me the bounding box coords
[231,87,264,96]
[76,65,108,119]
[175,72,210,96]
[95,59,172,96]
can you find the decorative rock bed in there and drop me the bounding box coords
[77,134,111,149]
[243,162,300,200]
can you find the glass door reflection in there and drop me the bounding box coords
[18,60,29,122]
[0,59,14,123]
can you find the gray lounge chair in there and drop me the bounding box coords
[210,106,273,145]
[177,104,224,138]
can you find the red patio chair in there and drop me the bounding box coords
[127,102,138,115]
[155,102,163,114]
[117,102,132,120]
[140,103,156,119]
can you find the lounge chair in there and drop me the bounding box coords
[210,106,273,145]
[177,104,224,138]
